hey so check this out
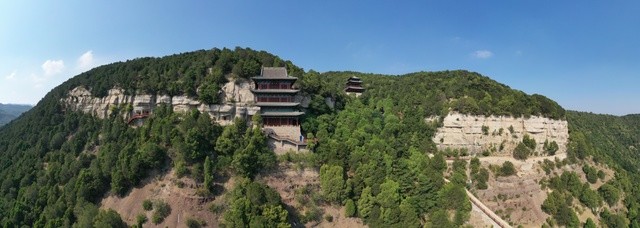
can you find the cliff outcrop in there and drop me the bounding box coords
[430,113,569,156]
[61,80,262,125]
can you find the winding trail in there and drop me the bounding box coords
[444,153,568,227]
[444,177,512,228]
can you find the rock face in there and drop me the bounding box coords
[62,79,312,126]
[430,112,569,155]
[62,79,260,125]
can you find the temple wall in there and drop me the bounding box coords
[264,125,303,140]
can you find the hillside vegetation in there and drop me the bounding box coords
[564,111,640,227]
[2,47,634,228]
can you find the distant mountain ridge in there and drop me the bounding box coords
[0,103,31,126]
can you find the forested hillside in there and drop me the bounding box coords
[2,47,635,227]
[565,111,640,227]
[0,104,31,126]
[0,47,299,227]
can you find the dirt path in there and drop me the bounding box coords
[444,178,512,228]
[476,153,566,166]
[466,187,512,228]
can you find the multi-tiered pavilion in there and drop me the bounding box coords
[251,67,306,151]
[345,76,365,96]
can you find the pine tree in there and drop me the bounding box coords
[204,156,213,191]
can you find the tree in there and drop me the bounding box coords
[73,200,99,228]
[500,161,516,176]
[93,209,127,228]
[376,179,400,209]
[513,142,531,160]
[522,134,536,150]
[428,210,452,228]
[320,165,346,203]
[584,218,596,228]
[139,142,165,169]
[398,198,420,228]
[357,187,374,219]
[152,201,171,224]
[344,199,356,217]
[198,83,220,104]
[204,156,213,191]
[474,168,489,189]
[582,165,598,184]
[598,183,620,206]
[543,139,559,155]
[579,187,602,211]
[215,125,241,156]
[251,113,262,127]
[260,204,289,228]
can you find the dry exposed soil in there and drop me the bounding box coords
[100,169,227,228]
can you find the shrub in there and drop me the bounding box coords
[597,170,605,180]
[522,135,536,150]
[513,142,531,160]
[482,125,489,135]
[500,161,516,176]
[543,140,559,155]
[152,201,171,224]
[473,168,490,189]
[598,184,620,206]
[186,217,206,228]
[582,165,598,184]
[136,213,147,226]
[142,200,153,211]
[344,199,356,217]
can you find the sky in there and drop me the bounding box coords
[1,1,639,115]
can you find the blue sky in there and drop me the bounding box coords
[1,1,639,115]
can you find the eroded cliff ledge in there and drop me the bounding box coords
[429,112,569,156]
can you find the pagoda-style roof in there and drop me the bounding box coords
[250,89,300,94]
[263,67,287,77]
[255,102,300,107]
[260,111,305,117]
[347,76,362,81]
[345,86,365,92]
[251,67,297,80]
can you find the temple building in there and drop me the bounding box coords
[345,76,365,97]
[251,67,306,152]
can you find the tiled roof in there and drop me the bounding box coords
[262,67,288,78]
[260,111,305,117]
[255,102,300,107]
[250,89,300,93]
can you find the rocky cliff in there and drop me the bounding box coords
[429,113,569,156]
[62,80,263,125]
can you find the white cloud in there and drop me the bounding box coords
[77,50,94,71]
[42,60,65,76]
[472,50,494,59]
[5,70,16,80]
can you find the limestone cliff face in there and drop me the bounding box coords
[430,112,568,155]
[61,79,310,125]
[62,80,259,125]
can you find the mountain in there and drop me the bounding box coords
[0,103,31,126]
[0,47,636,227]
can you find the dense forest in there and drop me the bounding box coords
[0,47,636,227]
[563,111,640,227]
